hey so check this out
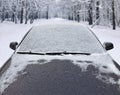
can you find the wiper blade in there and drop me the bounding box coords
[46,51,91,55]
[17,51,45,55]
[17,51,91,55]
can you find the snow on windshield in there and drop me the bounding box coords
[18,24,104,54]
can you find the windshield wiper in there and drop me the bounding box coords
[17,51,45,55]
[45,51,91,55]
[17,51,91,55]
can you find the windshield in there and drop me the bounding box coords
[18,25,105,54]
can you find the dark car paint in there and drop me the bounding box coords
[0,58,11,77]
[113,60,120,71]
[1,60,120,95]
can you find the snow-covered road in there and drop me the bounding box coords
[0,18,120,68]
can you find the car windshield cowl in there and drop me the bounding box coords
[17,51,91,55]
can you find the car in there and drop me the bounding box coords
[0,24,120,95]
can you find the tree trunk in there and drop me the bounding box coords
[112,0,116,30]
[77,14,80,22]
[12,13,15,22]
[96,1,100,25]
[88,0,93,25]
[1,7,5,22]
[20,7,24,24]
[14,12,17,24]
[25,11,28,24]
[46,6,49,19]
[30,14,34,24]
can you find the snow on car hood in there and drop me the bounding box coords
[0,53,120,93]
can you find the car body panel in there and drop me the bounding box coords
[0,53,120,95]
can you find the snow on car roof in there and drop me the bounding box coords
[18,24,105,54]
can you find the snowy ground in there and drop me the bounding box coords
[0,18,120,68]
[91,26,120,65]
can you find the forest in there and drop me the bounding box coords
[0,0,120,30]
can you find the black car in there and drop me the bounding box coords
[0,24,120,95]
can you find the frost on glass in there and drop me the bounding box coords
[18,25,104,54]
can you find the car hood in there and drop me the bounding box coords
[0,53,120,95]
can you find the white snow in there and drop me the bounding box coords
[0,19,45,68]
[0,22,32,68]
[0,18,120,93]
[0,19,120,68]
[18,24,104,54]
[91,26,120,65]
[0,18,120,67]
[0,53,120,93]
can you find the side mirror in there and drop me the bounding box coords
[9,42,18,50]
[103,42,114,51]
